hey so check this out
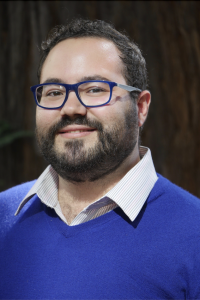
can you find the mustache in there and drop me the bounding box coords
[37,116,104,140]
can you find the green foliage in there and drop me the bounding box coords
[0,120,34,148]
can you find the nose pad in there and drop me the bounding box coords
[60,89,87,117]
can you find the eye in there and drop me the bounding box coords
[87,87,106,93]
[46,90,63,97]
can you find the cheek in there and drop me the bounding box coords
[88,103,127,126]
[36,107,59,131]
[88,106,116,125]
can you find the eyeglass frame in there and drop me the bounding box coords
[30,80,142,109]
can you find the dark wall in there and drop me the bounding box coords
[1,1,200,196]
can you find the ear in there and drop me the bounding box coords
[137,90,151,127]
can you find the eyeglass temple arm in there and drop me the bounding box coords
[117,83,142,92]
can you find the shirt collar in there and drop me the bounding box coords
[15,146,158,222]
[106,147,158,221]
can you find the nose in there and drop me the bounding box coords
[60,90,87,118]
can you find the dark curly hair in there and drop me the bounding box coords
[38,19,147,100]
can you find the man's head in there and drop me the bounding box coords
[38,19,147,97]
[35,19,151,182]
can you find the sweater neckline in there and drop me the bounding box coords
[37,175,166,238]
[44,204,123,238]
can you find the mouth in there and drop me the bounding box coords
[58,126,96,138]
[60,129,95,133]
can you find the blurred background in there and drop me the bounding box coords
[0,1,200,196]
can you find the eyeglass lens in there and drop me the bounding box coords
[36,82,111,108]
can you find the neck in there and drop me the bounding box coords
[58,147,140,224]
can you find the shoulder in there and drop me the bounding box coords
[147,174,200,233]
[0,181,36,238]
[150,174,200,204]
[0,180,36,207]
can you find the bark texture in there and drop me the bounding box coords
[0,1,200,196]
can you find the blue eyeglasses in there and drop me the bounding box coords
[30,80,142,109]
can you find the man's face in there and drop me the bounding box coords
[36,37,139,182]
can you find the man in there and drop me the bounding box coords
[0,19,200,299]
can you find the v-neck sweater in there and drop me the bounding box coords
[1,175,200,299]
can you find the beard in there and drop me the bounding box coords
[36,102,139,182]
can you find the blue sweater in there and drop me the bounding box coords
[1,175,200,299]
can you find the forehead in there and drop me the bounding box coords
[40,37,125,83]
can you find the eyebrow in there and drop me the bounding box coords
[80,75,111,82]
[42,78,66,84]
[41,75,111,85]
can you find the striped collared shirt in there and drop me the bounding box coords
[15,147,158,225]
